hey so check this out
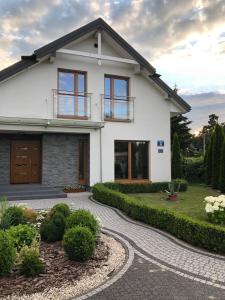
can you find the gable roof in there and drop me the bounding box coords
[0,17,191,112]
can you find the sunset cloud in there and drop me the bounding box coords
[183,91,225,131]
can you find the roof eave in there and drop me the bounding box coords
[149,74,191,113]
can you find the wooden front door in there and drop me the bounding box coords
[11,140,41,184]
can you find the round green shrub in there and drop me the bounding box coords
[0,230,16,276]
[40,212,66,243]
[1,206,24,229]
[63,226,95,262]
[20,251,44,277]
[66,209,99,236]
[7,224,36,250]
[50,203,71,218]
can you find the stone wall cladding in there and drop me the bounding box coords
[0,138,10,184]
[42,133,89,187]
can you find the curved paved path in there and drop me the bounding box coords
[12,193,225,299]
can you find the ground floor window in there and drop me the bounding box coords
[115,140,149,180]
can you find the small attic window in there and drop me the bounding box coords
[94,43,98,48]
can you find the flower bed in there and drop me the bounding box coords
[0,198,125,299]
[63,184,86,193]
[0,233,125,299]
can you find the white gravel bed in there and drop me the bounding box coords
[2,233,125,300]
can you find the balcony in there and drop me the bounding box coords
[53,89,92,120]
[101,95,134,122]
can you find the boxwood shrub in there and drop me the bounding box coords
[63,226,95,262]
[103,179,188,194]
[93,183,225,254]
[40,212,66,243]
[50,203,71,218]
[66,209,99,236]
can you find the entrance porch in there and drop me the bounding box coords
[0,133,89,187]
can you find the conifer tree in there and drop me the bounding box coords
[205,135,214,185]
[171,133,182,179]
[212,124,224,189]
[219,138,225,193]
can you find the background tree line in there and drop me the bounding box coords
[171,113,225,190]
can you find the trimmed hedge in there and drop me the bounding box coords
[93,183,225,253]
[103,179,188,194]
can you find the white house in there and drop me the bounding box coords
[0,18,190,188]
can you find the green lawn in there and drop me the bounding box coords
[132,185,220,222]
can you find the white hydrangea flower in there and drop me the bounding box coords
[205,203,214,213]
[204,196,216,203]
[204,194,225,225]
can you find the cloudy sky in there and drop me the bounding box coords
[0,0,225,132]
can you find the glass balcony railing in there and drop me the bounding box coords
[101,95,134,122]
[53,90,92,120]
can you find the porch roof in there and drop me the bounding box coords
[0,116,105,131]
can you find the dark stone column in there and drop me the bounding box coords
[42,133,81,187]
[0,138,10,184]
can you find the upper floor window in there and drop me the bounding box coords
[104,75,130,121]
[57,69,87,119]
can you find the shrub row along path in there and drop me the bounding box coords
[12,193,225,300]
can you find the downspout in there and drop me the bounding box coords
[100,126,103,183]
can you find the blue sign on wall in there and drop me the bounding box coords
[157,140,164,147]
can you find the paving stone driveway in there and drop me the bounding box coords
[12,193,225,299]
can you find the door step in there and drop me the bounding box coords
[0,185,67,201]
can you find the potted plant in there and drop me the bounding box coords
[165,181,180,201]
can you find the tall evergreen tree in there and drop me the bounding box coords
[219,138,225,193]
[171,133,182,179]
[212,124,224,189]
[202,114,219,135]
[171,115,192,154]
[205,135,214,185]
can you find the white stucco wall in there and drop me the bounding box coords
[0,37,178,185]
